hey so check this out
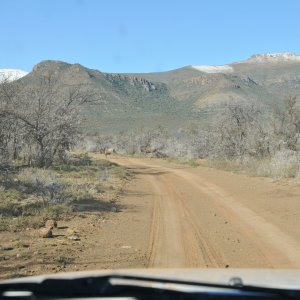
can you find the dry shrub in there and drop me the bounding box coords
[255,150,300,178]
[17,168,67,205]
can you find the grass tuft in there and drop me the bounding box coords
[56,256,75,266]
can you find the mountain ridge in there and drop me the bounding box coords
[3,52,300,134]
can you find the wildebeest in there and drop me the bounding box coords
[104,147,116,158]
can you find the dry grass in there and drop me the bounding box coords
[164,157,200,168]
[0,152,129,232]
[202,150,300,181]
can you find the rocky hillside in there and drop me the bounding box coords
[13,52,300,134]
[18,60,191,134]
[136,52,300,112]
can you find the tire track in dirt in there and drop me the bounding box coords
[111,157,300,268]
[124,159,226,268]
[122,158,226,267]
[175,170,300,268]
[149,175,225,267]
[146,175,186,267]
[156,175,226,267]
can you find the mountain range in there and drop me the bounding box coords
[1,52,300,134]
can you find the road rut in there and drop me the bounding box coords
[112,157,300,268]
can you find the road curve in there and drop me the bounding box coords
[111,156,300,269]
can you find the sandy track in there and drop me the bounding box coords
[147,175,225,268]
[111,157,300,269]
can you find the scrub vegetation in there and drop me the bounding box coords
[0,152,128,232]
[94,96,300,179]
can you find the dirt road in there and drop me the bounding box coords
[1,155,300,279]
[111,156,300,269]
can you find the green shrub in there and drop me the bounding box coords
[56,256,74,266]
[187,159,200,168]
[66,184,98,202]
[111,166,130,179]
[0,217,9,231]
[3,215,45,231]
[0,188,24,202]
[69,153,92,166]
[0,189,25,216]
[0,204,71,232]
[43,204,72,220]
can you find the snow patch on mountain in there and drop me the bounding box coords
[191,65,233,74]
[0,69,28,82]
[242,52,300,63]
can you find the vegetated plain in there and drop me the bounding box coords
[1,52,300,278]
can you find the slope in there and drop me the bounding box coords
[12,52,300,134]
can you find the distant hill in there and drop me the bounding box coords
[136,52,300,111]
[13,52,300,134]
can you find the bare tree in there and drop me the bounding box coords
[0,76,23,167]
[0,73,96,167]
[274,95,300,151]
[206,101,274,160]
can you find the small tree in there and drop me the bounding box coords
[274,95,300,151]
[210,101,272,160]
[0,73,96,167]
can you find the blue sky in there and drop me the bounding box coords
[1,0,300,73]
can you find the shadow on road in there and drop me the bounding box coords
[126,165,169,176]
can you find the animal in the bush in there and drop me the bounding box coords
[140,146,157,155]
[140,145,167,158]
[45,219,57,229]
[39,227,53,238]
[104,148,116,158]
